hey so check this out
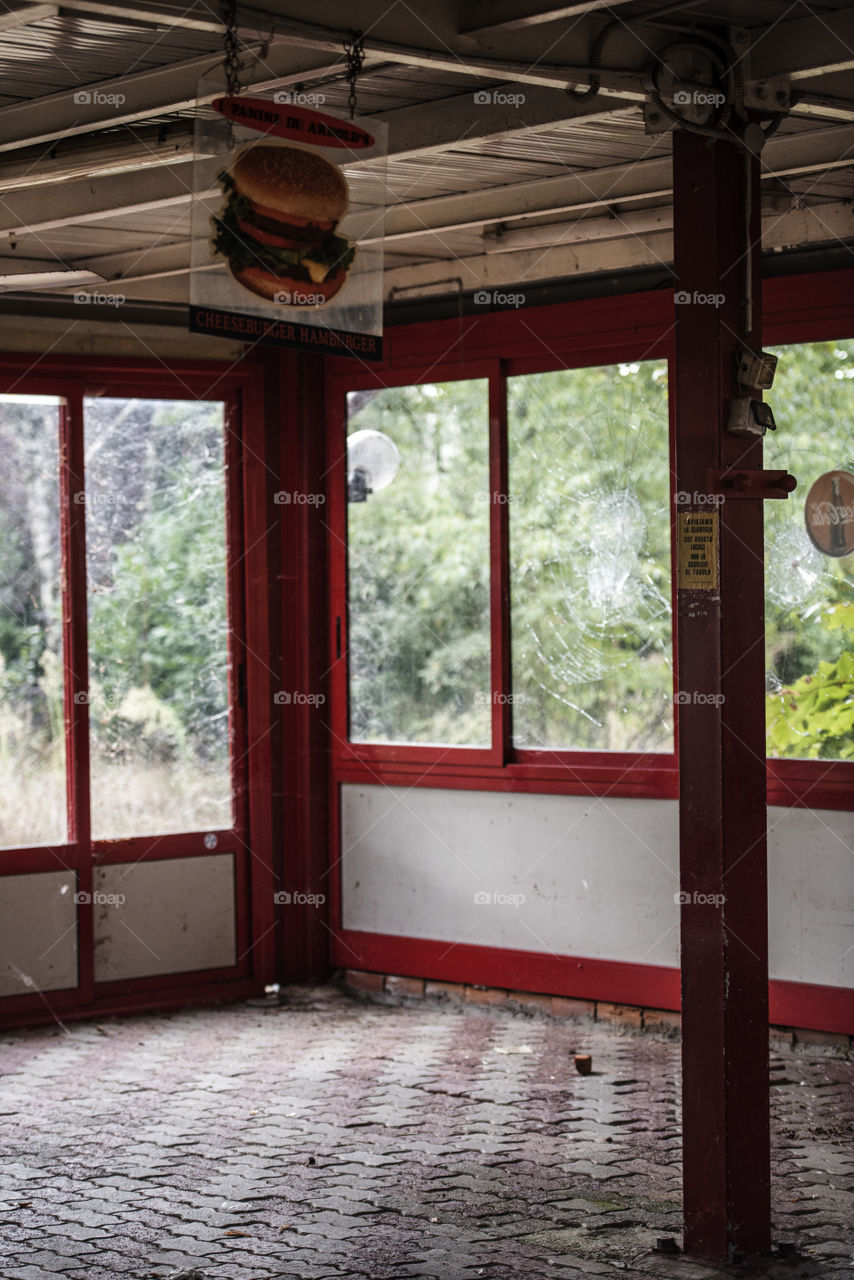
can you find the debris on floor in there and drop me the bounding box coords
[0,987,850,1279]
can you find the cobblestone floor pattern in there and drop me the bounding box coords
[0,986,851,1280]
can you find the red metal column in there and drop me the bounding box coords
[275,349,331,983]
[673,130,771,1260]
[60,391,94,1006]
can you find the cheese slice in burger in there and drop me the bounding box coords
[212,143,356,305]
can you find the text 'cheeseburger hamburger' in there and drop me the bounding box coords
[212,143,355,305]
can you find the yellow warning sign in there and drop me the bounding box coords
[678,511,719,590]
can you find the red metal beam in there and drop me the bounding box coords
[673,131,771,1260]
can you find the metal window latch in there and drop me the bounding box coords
[707,468,797,499]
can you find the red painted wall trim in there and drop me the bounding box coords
[334,930,854,1034]
[334,760,678,799]
[769,979,854,1034]
[334,929,681,1010]
[0,977,256,1031]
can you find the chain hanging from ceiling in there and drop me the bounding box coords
[343,31,365,120]
[222,0,241,98]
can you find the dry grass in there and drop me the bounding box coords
[0,758,231,848]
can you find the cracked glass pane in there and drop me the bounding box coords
[347,379,491,747]
[765,340,854,761]
[508,360,673,752]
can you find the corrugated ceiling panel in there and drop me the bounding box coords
[0,14,219,104]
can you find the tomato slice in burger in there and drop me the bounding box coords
[248,204,335,232]
[236,218,304,250]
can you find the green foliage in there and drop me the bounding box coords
[348,362,673,752]
[0,401,64,765]
[763,340,854,758]
[85,399,229,767]
[767,652,854,759]
[348,380,491,745]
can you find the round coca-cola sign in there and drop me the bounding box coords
[804,469,854,557]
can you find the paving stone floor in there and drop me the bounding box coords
[0,985,851,1280]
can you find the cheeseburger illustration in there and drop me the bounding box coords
[212,143,355,305]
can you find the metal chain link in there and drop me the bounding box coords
[343,30,365,120]
[222,0,241,98]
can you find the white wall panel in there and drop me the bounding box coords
[0,871,77,996]
[768,804,854,988]
[94,855,236,982]
[342,786,854,990]
[342,786,680,969]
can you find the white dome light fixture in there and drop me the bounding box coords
[347,429,400,503]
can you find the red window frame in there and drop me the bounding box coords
[326,269,854,810]
[0,355,275,1021]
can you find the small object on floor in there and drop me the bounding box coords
[246,983,282,1008]
[574,1053,592,1074]
[654,1237,681,1254]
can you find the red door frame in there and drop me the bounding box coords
[323,269,854,1035]
[0,356,276,1027]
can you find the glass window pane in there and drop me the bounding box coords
[85,398,233,838]
[509,360,673,752]
[347,380,491,746]
[0,395,67,848]
[765,339,854,761]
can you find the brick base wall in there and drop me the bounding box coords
[340,969,852,1051]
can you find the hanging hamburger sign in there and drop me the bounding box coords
[189,94,386,359]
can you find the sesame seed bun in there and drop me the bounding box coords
[230,144,349,224]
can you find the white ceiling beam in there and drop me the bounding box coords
[363,90,630,164]
[381,157,672,242]
[0,40,344,154]
[0,82,847,196]
[72,240,204,281]
[0,254,65,274]
[23,0,273,37]
[0,5,850,169]
[0,158,221,234]
[0,90,634,189]
[0,16,640,158]
[1,123,851,244]
[379,200,854,299]
[376,124,854,243]
[0,126,197,192]
[791,92,854,125]
[30,0,225,32]
[0,3,57,29]
[461,0,641,40]
[64,195,850,305]
[754,8,854,81]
